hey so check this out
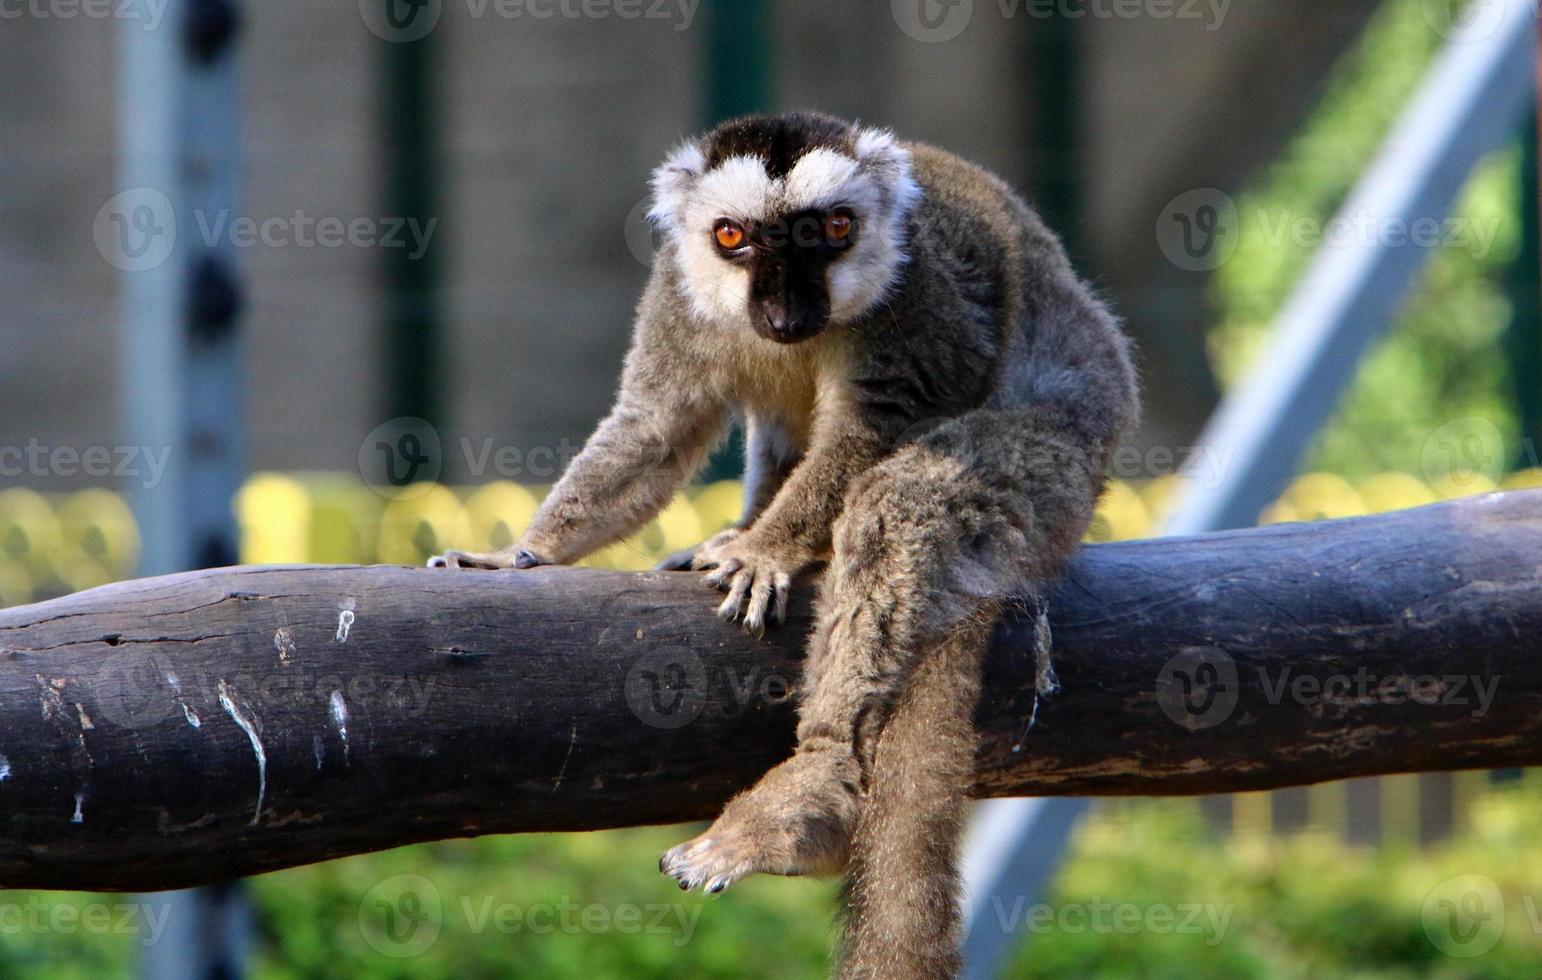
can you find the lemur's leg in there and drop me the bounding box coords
[837,615,992,980]
[660,405,1103,897]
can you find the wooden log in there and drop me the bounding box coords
[0,490,1539,891]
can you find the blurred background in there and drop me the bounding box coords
[2,0,1541,976]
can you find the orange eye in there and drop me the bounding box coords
[714,220,746,251]
[826,213,854,242]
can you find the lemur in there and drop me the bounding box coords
[430,112,1137,980]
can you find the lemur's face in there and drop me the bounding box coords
[650,114,922,345]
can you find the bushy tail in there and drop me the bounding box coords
[836,619,991,980]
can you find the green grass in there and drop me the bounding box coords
[6,787,1542,979]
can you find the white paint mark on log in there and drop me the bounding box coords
[335,599,357,643]
[182,704,202,729]
[72,792,84,824]
[75,704,95,731]
[37,675,92,765]
[329,690,351,761]
[553,723,578,791]
[0,755,10,782]
[218,680,267,827]
[274,627,297,666]
[313,735,325,771]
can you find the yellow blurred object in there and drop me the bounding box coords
[6,465,1542,609]
[1428,472,1498,501]
[649,494,705,557]
[464,482,541,555]
[235,473,313,564]
[53,557,117,596]
[376,484,471,567]
[0,562,34,609]
[306,478,386,564]
[691,480,745,537]
[1138,474,1187,529]
[1500,468,1542,490]
[0,487,64,583]
[1089,481,1150,542]
[56,488,141,576]
[1272,473,1365,524]
[1357,472,1439,515]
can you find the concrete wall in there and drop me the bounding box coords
[0,0,1382,489]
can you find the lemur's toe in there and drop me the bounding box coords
[660,836,754,893]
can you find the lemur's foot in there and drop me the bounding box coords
[660,750,859,894]
[426,548,541,570]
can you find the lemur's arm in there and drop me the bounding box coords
[432,304,727,571]
[695,379,895,633]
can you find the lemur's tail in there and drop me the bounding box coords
[836,619,991,980]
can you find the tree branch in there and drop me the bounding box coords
[1,491,1539,891]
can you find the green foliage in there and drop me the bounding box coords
[246,829,839,980]
[1001,790,1542,979]
[8,790,1542,979]
[1209,0,1527,479]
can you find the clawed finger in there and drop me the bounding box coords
[741,577,775,637]
[703,559,742,590]
[717,570,752,621]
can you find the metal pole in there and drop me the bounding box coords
[1166,0,1538,536]
[382,20,443,428]
[115,1,250,976]
[961,5,1539,976]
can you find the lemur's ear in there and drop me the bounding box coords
[854,128,923,215]
[648,141,707,234]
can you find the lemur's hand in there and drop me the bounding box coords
[653,527,744,572]
[693,529,811,636]
[426,546,547,570]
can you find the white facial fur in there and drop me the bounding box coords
[648,128,924,327]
